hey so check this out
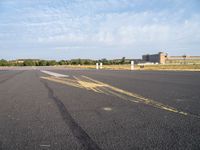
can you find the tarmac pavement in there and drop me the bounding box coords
[0,68,200,150]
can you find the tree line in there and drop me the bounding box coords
[0,57,132,66]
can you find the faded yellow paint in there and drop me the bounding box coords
[41,76,83,89]
[81,76,189,116]
[41,75,200,119]
[73,76,105,93]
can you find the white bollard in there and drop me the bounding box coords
[100,63,103,69]
[131,61,134,70]
[96,63,99,70]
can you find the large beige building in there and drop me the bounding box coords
[142,52,200,64]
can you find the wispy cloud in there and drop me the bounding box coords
[0,0,200,59]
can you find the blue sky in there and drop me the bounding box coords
[0,0,200,60]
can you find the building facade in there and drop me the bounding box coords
[142,52,166,64]
[142,52,200,64]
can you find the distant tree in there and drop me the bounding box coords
[35,61,39,66]
[83,60,90,65]
[65,60,69,65]
[47,60,57,66]
[78,59,83,65]
[120,57,126,64]
[23,60,36,66]
[38,60,47,66]
[71,59,80,65]
[0,59,9,66]
[82,59,94,65]
[101,58,110,65]
[58,60,66,65]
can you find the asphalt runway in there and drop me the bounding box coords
[0,68,200,150]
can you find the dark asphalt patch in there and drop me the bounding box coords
[40,79,101,150]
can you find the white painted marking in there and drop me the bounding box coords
[41,70,69,77]
[103,107,112,111]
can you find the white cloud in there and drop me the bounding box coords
[0,0,200,59]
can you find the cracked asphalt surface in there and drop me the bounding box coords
[0,69,200,150]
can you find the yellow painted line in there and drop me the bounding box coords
[41,75,200,119]
[41,76,83,89]
[73,76,105,93]
[81,76,190,117]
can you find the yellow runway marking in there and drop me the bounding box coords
[73,76,105,93]
[81,76,188,116]
[41,75,199,119]
[41,76,83,89]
